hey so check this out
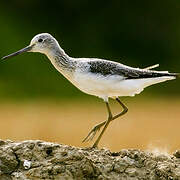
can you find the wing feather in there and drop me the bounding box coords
[88,60,177,79]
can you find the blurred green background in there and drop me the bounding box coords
[0,0,179,100]
[0,1,179,151]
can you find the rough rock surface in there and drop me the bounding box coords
[0,140,180,180]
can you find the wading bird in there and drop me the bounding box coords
[2,33,179,148]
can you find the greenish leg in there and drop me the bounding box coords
[92,102,113,148]
[82,98,128,147]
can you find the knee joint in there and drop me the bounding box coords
[124,107,128,113]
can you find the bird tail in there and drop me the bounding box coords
[153,71,179,79]
[143,64,179,79]
[167,73,179,78]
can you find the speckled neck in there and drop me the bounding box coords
[46,45,77,80]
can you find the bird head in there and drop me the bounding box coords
[2,33,58,60]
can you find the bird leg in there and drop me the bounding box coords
[91,102,113,148]
[82,102,112,143]
[82,98,128,147]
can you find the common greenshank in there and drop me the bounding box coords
[2,33,179,148]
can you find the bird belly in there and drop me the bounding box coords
[72,71,175,100]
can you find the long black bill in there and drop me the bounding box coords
[1,45,33,60]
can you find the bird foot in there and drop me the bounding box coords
[82,124,102,143]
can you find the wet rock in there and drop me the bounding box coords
[174,150,180,158]
[0,146,18,174]
[0,140,179,179]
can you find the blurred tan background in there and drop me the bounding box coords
[0,96,179,153]
[0,1,179,153]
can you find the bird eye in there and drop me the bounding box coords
[38,38,43,43]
